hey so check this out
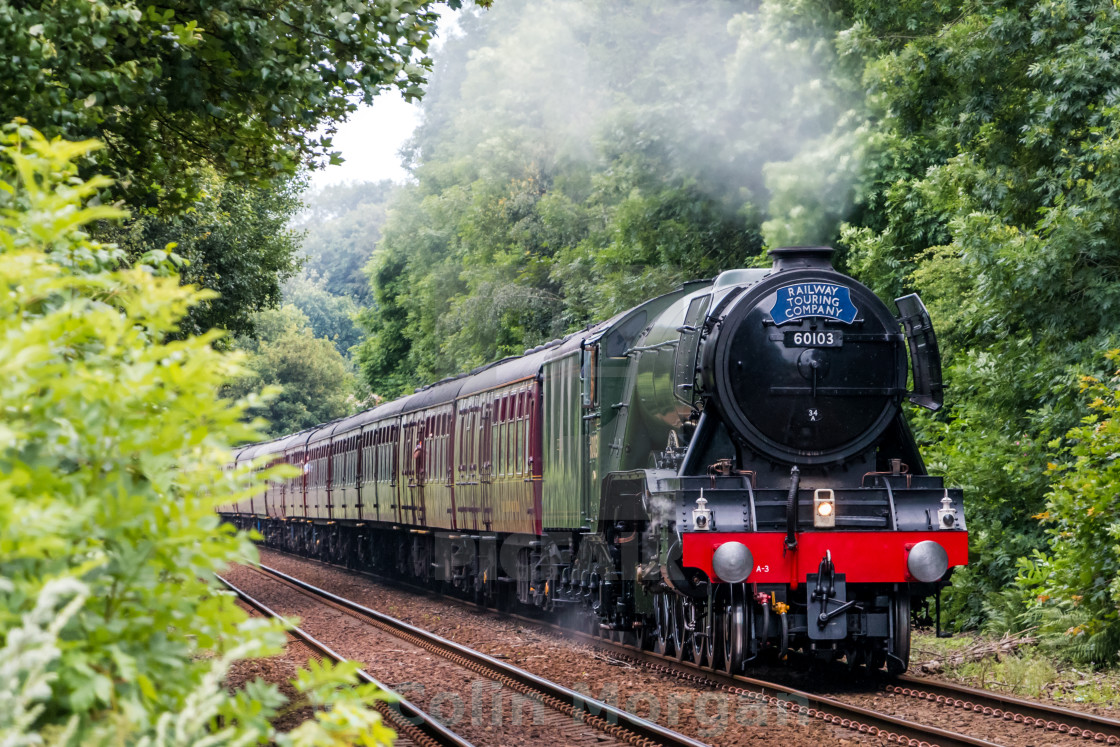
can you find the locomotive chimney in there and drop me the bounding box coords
[769,246,835,272]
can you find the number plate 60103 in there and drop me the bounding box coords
[784,330,843,348]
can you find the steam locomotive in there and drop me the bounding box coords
[222,246,967,675]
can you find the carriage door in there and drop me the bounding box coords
[277,455,287,518]
[581,341,600,525]
[479,401,493,531]
[457,403,477,532]
[356,432,367,521]
[325,441,335,521]
[405,417,425,526]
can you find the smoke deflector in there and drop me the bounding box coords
[895,293,943,411]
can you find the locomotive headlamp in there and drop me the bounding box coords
[692,490,713,531]
[712,541,753,583]
[813,489,836,528]
[937,491,959,530]
[907,540,949,583]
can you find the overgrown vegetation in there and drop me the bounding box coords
[295,181,399,307]
[280,181,401,358]
[836,0,1120,649]
[1,2,489,741]
[226,305,360,438]
[0,125,393,744]
[355,0,855,396]
[0,0,490,340]
[0,0,482,208]
[99,171,307,338]
[1017,352,1120,664]
[911,630,1120,706]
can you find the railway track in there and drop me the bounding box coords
[245,557,985,746]
[527,613,998,747]
[228,564,707,747]
[567,628,1120,747]
[544,614,1120,746]
[887,676,1120,744]
[218,574,474,747]
[559,618,1120,746]
[255,548,1120,747]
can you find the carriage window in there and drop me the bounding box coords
[466,411,475,470]
[457,412,465,468]
[514,400,520,475]
[411,424,419,475]
[390,430,397,484]
[493,406,500,472]
[370,434,376,480]
[431,431,438,478]
[523,407,531,476]
[514,394,523,476]
[503,399,512,476]
[496,420,503,476]
[505,399,513,476]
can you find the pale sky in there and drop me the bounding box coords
[310,8,461,188]
[310,92,422,187]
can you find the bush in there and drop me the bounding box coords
[0,122,394,744]
[227,305,358,438]
[1020,349,1120,666]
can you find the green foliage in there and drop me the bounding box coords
[974,654,1058,698]
[912,629,1120,704]
[0,0,487,209]
[1017,350,1120,665]
[100,170,306,338]
[357,0,877,397]
[822,0,1120,624]
[229,305,358,438]
[0,125,393,743]
[296,181,398,304]
[284,272,364,357]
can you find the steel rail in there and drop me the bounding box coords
[250,564,708,747]
[251,549,1038,746]
[889,675,1120,745]
[216,574,474,747]
[521,617,998,747]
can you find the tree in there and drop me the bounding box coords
[359,0,866,396]
[0,0,489,211]
[825,0,1120,625]
[1,0,492,337]
[296,181,398,304]
[100,170,306,338]
[284,272,364,356]
[230,306,358,437]
[0,124,392,745]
